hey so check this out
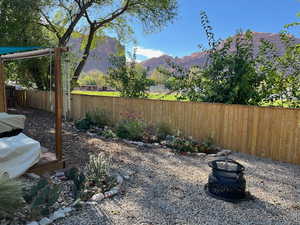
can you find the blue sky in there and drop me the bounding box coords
[129,0,300,61]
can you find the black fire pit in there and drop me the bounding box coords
[205,159,247,202]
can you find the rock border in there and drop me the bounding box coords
[89,173,124,203]
[27,207,73,225]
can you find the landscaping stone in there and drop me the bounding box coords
[27,222,39,225]
[39,217,52,225]
[51,209,66,220]
[195,152,207,157]
[91,193,105,202]
[61,207,73,214]
[216,149,232,157]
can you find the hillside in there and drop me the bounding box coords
[69,36,124,73]
[140,32,300,71]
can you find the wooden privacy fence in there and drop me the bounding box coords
[16,90,300,165]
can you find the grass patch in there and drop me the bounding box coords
[72,90,178,101]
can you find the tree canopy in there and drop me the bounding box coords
[40,0,178,85]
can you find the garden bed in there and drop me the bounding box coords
[3,107,300,225]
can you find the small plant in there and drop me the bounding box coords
[75,118,92,131]
[166,135,199,153]
[143,124,159,143]
[86,154,110,187]
[116,112,146,141]
[86,108,111,128]
[65,168,86,200]
[200,136,216,153]
[0,175,24,217]
[156,122,173,141]
[24,178,61,218]
[101,127,117,139]
[86,154,116,192]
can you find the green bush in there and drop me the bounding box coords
[116,119,145,141]
[86,108,111,128]
[165,135,198,153]
[101,127,117,139]
[0,175,24,217]
[156,122,173,140]
[75,118,93,131]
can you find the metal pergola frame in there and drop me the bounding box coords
[0,47,68,174]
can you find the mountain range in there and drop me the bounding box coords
[70,32,300,74]
[140,32,300,72]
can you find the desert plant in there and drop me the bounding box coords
[86,154,111,188]
[65,168,87,200]
[24,178,61,218]
[0,175,24,217]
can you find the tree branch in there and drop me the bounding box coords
[94,0,131,30]
[59,0,94,46]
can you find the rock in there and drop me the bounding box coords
[39,217,52,225]
[91,193,105,202]
[55,171,65,177]
[26,173,40,180]
[144,143,154,148]
[160,141,167,145]
[61,207,73,214]
[134,141,144,147]
[27,222,39,225]
[116,174,124,185]
[216,149,232,157]
[196,153,207,157]
[51,210,65,220]
[123,175,130,180]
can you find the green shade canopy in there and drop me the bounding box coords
[0,47,43,55]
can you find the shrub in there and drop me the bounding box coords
[0,175,24,217]
[86,108,111,128]
[75,118,93,131]
[156,122,173,140]
[101,127,117,139]
[165,135,199,153]
[86,154,111,189]
[199,136,216,153]
[23,178,61,218]
[143,124,159,143]
[116,112,146,141]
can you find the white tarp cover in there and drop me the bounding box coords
[0,133,41,178]
[0,112,26,134]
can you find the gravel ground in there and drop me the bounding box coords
[13,108,300,225]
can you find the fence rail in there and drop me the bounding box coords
[16,90,300,165]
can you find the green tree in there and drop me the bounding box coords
[40,0,178,86]
[0,0,54,90]
[150,66,169,85]
[257,33,300,107]
[78,70,107,87]
[107,55,154,98]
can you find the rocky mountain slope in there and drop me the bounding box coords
[69,36,123,73]
[140,32,300,71]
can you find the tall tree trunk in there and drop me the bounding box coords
[71,25,96,88]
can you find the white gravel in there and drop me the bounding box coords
[53,138,300,225]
